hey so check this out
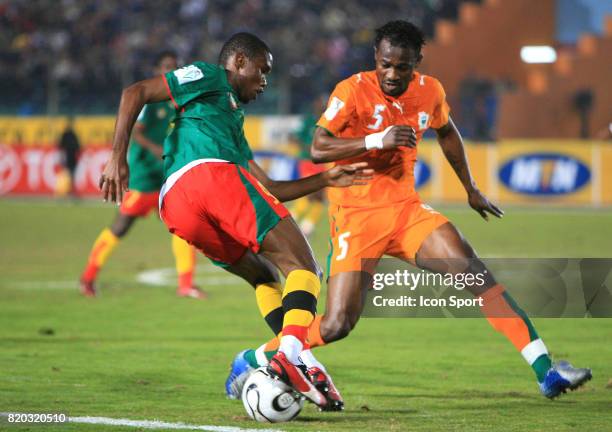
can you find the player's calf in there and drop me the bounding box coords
[319,310,360,343]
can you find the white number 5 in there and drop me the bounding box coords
[336,232,351,261]
[367,104,385,130]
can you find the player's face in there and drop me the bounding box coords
[155,56,178,75]
[375,39,421,97]
[237,52,272,103]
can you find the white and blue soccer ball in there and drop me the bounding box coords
[241,367,304,423]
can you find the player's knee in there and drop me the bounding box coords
[110,215,135,238]
[321,312,358,343]
[252,262,281,287]
[110,223,130,238]
[287,261,323,282]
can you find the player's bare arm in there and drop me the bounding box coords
[100,76,169,203]
[248,160,373,202]
[435,117,503,220]
[311,125,416,163]
[132,123,163,159]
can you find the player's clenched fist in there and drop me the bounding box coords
[99,156,130,204]
[365,125,416,150]
[383,125,416,149]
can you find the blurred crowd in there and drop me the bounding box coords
[0,0,472,114]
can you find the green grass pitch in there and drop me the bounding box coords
[1,199,611,431]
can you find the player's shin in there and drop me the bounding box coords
[278,269,320,363]
[479,284,551,382]
[267,269,327,407]
[243,282,285,368]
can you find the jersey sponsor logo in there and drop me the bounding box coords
[173,65,204,85]
[499,153,591,195]
[414,159,431,189]
[418,111,429,130]
[324,97,345,121]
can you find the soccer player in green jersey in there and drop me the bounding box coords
[99,33,371,410]
[81,51,205,299]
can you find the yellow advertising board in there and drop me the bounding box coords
[0,116,610,205]
[417,140,610,206]
[0,116,263,149]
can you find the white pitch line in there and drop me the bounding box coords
[0,413,282,432]
[136,267,235,287]
[3,265,236,291]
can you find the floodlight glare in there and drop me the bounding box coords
[520,46,557,64]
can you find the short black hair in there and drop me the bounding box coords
[155,50,177,66]
[375,20,426,53]
[218,32,270,65]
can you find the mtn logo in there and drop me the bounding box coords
[499,153,590,195]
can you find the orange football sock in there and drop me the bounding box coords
[308,314,326,348]
[479,284,551,382]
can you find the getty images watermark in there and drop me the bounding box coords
[362,258,612,318]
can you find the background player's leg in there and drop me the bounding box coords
[110,213,137,238]
[300,191,325,237]
[80,213,136,296]
[415,222,553,383]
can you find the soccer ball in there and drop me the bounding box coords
[241,367,304,423]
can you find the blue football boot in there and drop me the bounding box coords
[539,360,592,399]
[225,349,254,399]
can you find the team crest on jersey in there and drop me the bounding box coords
[173,65,204,85]
[418,111,429,130]
[324,97,345,121]
[156,108,167,119]
[228,92,238,110]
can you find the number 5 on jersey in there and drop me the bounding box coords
[336,232,351,261]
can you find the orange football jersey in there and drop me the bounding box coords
[317,70,450,207]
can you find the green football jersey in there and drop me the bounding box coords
[162,62,254,180]
[127,101,174,192]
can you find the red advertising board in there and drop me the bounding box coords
[0,145,111,196]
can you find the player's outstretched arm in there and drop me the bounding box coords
[248,160,373,202]
[435,117,504,220]
[100,76,169,203]
[310,126,416,163]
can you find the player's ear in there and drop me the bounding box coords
[234,52,246,70]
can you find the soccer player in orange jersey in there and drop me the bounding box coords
[230,21,591,401]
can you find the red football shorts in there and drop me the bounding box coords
[159,161,289,266]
